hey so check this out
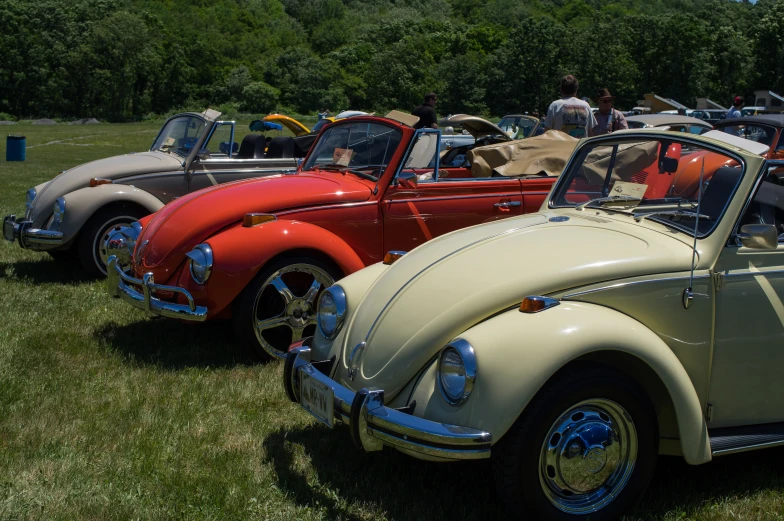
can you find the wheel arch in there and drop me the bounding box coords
[59,185,163,242]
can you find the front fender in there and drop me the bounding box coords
[404,301,711,465]
[59,185,164,241]
[177,220,367,318]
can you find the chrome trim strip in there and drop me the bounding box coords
[712,438,784,457]
[364,219,549,341]
[386,192,522,204]
[286,347,491,460]
[562,274,711,299]
[107,256,207,321]
[190,168,296,176]
[275,200,377,217]
[722,268,784,278]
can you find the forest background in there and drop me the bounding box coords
[1,0,783,122]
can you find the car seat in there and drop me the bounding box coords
[236,134,266,159]
[265,136,296,159]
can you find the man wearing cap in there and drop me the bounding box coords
[592,88,628,135]
[412,92,438,129]
[727,96,743,119]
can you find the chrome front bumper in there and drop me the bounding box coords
[107,255,208,321]
[284,346,492,460]
[3,214,63,247]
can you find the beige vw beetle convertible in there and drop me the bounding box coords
[3,109,301,275]
[285,128,783,520]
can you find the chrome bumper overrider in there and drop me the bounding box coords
[107,255,207,321]
[284,346,492,460]
[3,215,63,247]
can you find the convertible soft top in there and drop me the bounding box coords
[468,130,578,178]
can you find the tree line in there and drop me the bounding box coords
[0,0,782,122]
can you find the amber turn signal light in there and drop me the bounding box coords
[383,250,407,265]
[519,296,560,314]
[242,213,276,227]
[89,178,113,187]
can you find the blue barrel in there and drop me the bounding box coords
[6,135,26,161]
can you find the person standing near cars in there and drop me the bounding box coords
[727,96,743,118]
[544,75,597,138]
[592,88,628,135]
[412,92,438,129]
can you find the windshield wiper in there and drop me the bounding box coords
[575,195,642,211]
[315,163,378,181]
[634,210,711,222]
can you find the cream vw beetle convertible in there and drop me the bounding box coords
[285,128,784,520]
[3,109,300,275]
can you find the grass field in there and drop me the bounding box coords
[2,122,784,520]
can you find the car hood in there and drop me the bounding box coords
[438,114,512,141]
[342,211,695,398]
[29,151,182,226]
[134,172,373,277]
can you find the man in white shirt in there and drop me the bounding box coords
[544,75,597,138]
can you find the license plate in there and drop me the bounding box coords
[300,370,334,428]
[3,217,16,242]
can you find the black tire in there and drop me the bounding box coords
[232,255,340,362]
[493,363,658,521]
[77,204,147,277]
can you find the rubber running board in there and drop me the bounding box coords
[710,422,784,456]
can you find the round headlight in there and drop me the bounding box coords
[317,286,346,340]
[186,243,213,284]
[437,340,477,406]
[25,188,36,213]
[52,198,66,229]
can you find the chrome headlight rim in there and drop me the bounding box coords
[51,198,66,230]
[437,339,477,406]
[317,285,347,340]
[186,243,213,284]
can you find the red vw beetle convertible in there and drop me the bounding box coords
[107,112,560,359]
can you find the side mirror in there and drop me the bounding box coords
[736,224,779,250]
[196,149,210,161]
[397,171,418,189]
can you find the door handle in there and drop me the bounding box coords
[494,201,522,208]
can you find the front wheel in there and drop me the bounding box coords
[232,256,340,361]
[78,204,146,277]
[493,364,658,521]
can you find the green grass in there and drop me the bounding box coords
[2,123,784,520]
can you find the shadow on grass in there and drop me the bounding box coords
[0,257,95,284]
[265,424,784,520]
[263,424,507,521]
[94,319,253,369]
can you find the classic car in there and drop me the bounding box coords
[438,114,520,167]
[497,114,545,139]
[3,109,307,276]
[106,112,568,360]
[626,114,712,134]
[285,128,783,520]
[691,109,727,126]
[263,113,335,137]
[714,115,784,160]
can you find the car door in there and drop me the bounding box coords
[188,123,298,191]
[709,161,784,427]
[382,130,526,253]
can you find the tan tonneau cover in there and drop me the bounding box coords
[469,130,578,178]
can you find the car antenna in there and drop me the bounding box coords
[683,156,705,309]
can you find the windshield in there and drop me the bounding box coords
[552,136,743,236]
[311,119,331,133]
[151,115,208,157]
[718,123,778,148]
[303,121,403,179]
[498,116,538,139]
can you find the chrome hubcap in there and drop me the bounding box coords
[539,399,637,514]
[253,263,334,358]
[96,217,136,273]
